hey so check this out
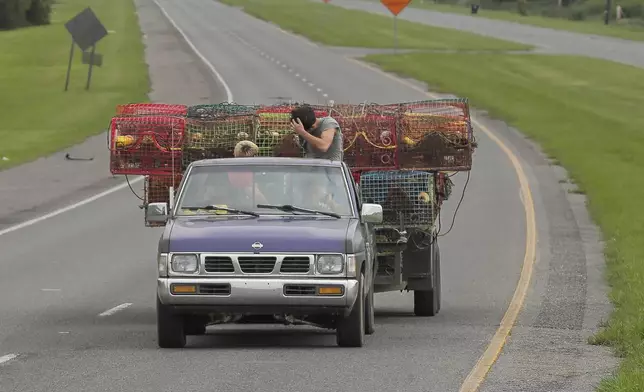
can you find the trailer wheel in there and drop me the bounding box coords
[157,296,186,348]
[413,244,441,317]
[336,272,365,347]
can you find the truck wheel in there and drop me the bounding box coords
[157,296,186,348]
[413,249,441,317]
[365,277,375,335]
[336,272,365,347]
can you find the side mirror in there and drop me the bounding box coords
[145,202,169,224]
[360,203,383,224]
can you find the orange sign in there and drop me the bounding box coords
[381,0,411,16]
[323,0,330,3]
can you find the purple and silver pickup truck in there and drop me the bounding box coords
[146,157,383,348]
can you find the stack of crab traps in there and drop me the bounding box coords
[107,99,474,229]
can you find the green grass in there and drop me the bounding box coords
[0,0,149,170]
[362,52,644,391]
[401,0,644,42]
[218,0,532,51]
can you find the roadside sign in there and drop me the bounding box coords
[64,7,108,52]
[323,0,331,3]
[63,7,108,91]
[380,0,411,16]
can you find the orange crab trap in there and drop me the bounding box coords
[109,115,185,176]
[115,103,188,117]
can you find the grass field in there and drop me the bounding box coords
[0,0,149,170]
[222,0,643,390]
[218,0,532,51]
[401,0,644,42]
[364,53,644,392]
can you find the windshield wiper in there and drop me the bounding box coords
[181,205,260,217]
[257,204,341,219]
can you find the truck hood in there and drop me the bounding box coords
[167,216,351,253]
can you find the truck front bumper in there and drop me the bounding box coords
[158,278,359,316]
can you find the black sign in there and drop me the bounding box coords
[64,7,108,52]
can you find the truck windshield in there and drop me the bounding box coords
[174,164,353,217]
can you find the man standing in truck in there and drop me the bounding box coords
[290,104,343,162]
[290,104,345,208]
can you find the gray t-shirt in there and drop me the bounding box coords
[301,117,343,161]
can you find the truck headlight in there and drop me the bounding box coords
[171,254,198,273]
[316,254,344,274]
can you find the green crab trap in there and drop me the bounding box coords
[359,170,437,230]
[187,103,259,120]
[181,114,258,169]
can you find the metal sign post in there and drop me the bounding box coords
[63,7,108,91]
[380,0,410,55]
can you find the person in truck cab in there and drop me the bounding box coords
[290,104,343,162]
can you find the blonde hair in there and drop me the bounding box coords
[234,140,259,157]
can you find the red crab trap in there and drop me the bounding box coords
[115,103,188,117]
[109,115,185,176]
[359,170,438,231]
[396,98,475,172]
[182,114,258,168]
[340,112,399,172]
[143,173,184,227]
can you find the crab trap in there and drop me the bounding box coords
[187,103,259,120]
[359,170,437,231]
[395,98,474,172]
[340,114,398,171]
[144,174,183,227]
[181,114,257,168]
[109,116,184,175]
[115,103,188,117]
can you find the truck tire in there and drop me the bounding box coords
[336,272,365,347]
[157,296,186,348]
[413,246,441,317]
[365,279,375,335]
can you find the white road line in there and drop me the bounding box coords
[0,176,144,237]
[41,288,61,292]
[98,303,133,317]
[0,354,18,365]
[153,0,234,103]
[0,1,238,238]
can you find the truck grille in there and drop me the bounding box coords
[284,284,317,296]
[238,256,277,274]
[198,283,231,295]
[204,256,235,273]
[280,256,311,273]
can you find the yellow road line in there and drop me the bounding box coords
[345,57,538,392]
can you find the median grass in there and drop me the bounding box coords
[218,0,532,51]
[363,53,644,391]
[400,0,644,42]
[0,0,149,170]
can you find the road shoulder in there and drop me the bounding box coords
[0,0,225,232]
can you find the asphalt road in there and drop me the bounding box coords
[331,0,644,68]
[0,0,615,391]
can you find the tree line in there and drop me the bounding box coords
[0,0,53,30]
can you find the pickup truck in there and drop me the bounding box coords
[146,157,383,348]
